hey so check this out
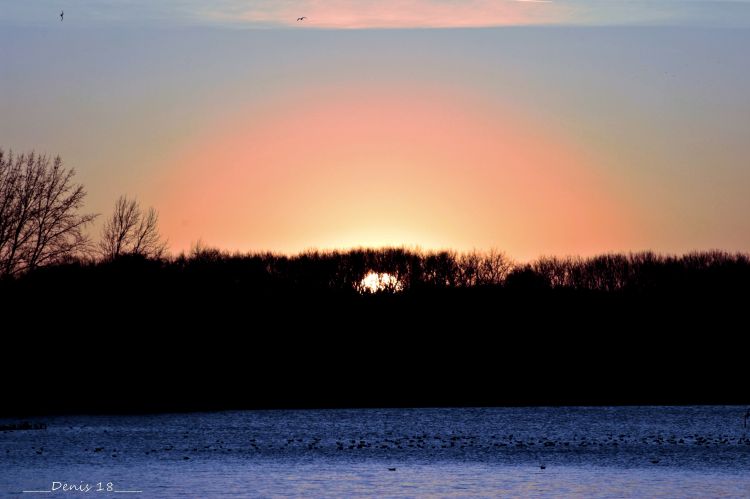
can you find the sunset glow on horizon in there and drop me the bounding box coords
[156,83,635,259]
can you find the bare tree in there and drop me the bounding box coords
[458,249,513,286]
[99,195,167,259]
[0,149,96,277]
[477,249,513,285]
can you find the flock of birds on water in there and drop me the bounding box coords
[7,426,750,471]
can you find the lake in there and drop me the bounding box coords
[2,406,749,497]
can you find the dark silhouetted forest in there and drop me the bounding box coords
[4,245,749,295]
[2,247,748,416]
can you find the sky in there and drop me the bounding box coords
[1,1,750,260]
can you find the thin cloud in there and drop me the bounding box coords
[4,0,749,29]
[203,0,566,28]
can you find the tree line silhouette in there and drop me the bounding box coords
[68,246,750,294]
[2,148,749,294]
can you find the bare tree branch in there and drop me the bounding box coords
[99,195,166,259]
[0,149,96,276]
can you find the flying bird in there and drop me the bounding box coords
[60,10,64,21]
[297,17,307,21]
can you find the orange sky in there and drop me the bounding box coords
[158,82,635,259]
[4,19,750,259]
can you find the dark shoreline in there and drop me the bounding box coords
[3,251,748,417]
[4,295,747,417]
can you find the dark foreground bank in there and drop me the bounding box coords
[1,250,748,416]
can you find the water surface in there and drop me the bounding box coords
[2,406,749,497]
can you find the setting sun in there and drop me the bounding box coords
[358,271,404,294]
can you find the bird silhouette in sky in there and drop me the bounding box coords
[60,10,64,21]
[297,17,307,21]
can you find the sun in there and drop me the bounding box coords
[358,271,404,294]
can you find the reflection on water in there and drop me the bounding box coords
[1,406,749,497]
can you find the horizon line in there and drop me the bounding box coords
[156,245,750,262]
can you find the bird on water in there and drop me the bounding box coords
[60,11,64,21]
